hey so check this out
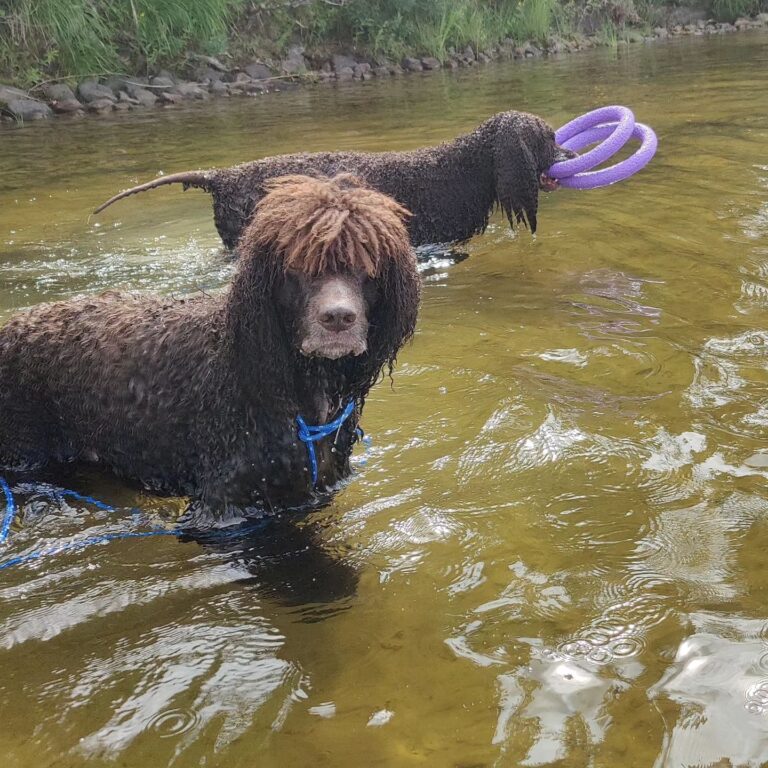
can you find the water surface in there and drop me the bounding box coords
[1,32,768,768]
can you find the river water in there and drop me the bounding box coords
[1,31,768,768]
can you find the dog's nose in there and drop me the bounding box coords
[319,306,357,332]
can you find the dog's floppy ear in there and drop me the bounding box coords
[226,240,296,408]
[493,114,540,234]
[370,254,421,373]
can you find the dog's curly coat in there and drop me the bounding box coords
[95,111,573,248]
[0,175,421,513]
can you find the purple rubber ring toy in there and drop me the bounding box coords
[548,106,658,190]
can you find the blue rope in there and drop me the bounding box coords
[0,476,16,545]
[53,488,114,511]
[0,477,271,572]
[13,482,115,513]
[0,528,179,572]
[296,400,356,486]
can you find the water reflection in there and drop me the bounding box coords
[650,613,768,768]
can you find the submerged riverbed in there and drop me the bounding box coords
[1,32,768,768]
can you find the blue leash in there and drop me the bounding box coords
[0,528,180,572]
[0,478,270,572]
[297,400,356,486]
[0,476,15,544]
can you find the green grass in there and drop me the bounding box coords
[301,0,567,61]
[0,0,118,81]
[709,0,763,20]
[512,0,559,42]
[120,0,239,63]
[0,0,243,85]
[596,20,620,46]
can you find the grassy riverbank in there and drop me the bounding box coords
[1,0,766,87]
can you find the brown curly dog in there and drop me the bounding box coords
[95,110,574,248]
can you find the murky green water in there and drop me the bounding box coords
[2,32,768,768]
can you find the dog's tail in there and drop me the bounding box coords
[93,170,213,214]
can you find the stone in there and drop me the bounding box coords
[373,66,390,78]
[401,56,423,72]
[547,37,565,54]
[86,98,115,114]
[50,98,84,114]
[194,66,225,84]
[126,84,158,107]
[159,91,183,104]
[149,75,175,92]
[40,82,77,102]
[463,45,475,61]
[336,66,354,81]
[735,16,761,29]
[176,82,209,100]
[445,58,459,70]
[191,54,227,71]
[421,57,441,70]
[281,45,307,75]
[498,41,516,58]
[103,75,130,95]
[352,62,371,79]
[156,69,176,83]
[77,79,116,103]
[113,101,131,111]
[477,52,491,63]
[332,54,357,72]
[229,76,266,95]
[6,98,53,120]
[0,83,28,104]
[210,79,229,95]
[41,85,83,113]
[245,61,272,80]
[524,41,542,56]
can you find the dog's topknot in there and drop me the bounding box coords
[241,173,412,277]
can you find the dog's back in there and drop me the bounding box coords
[0,291,225,487]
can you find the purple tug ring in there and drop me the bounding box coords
[548,106,657,190]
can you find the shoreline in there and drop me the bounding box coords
[1,14,766,128]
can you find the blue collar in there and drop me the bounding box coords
[296,400,356,487]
